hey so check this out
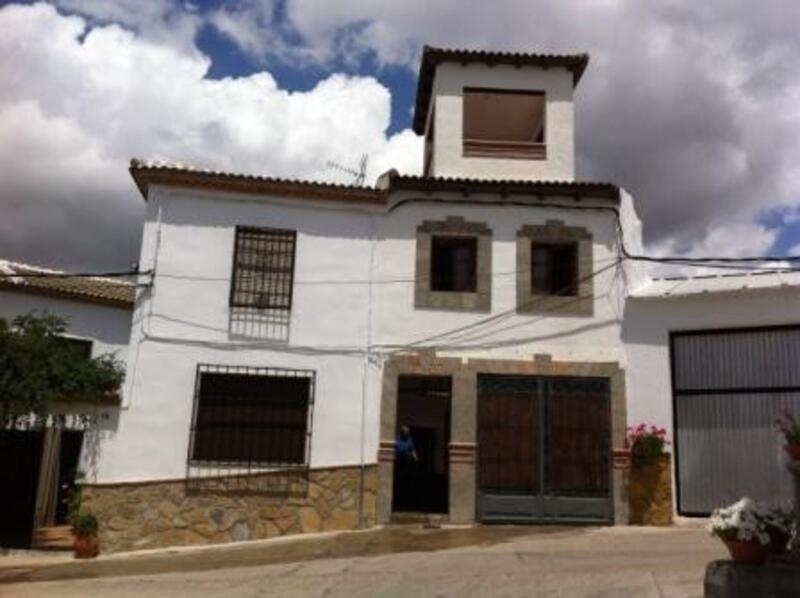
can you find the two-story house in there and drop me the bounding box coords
[74,46,800,554]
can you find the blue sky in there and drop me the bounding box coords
[1,0,798,269]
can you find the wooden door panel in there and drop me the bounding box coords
[478,392,539,492]
[548,379,610,493]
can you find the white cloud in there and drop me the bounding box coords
[0,2,422,269]
[210,0,800,254]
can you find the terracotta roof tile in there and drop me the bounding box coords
[129,159,384,204]
[130,160,619,204]
[0,260,135,309]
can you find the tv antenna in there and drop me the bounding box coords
[326,154,368,186]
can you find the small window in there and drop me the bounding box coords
[431,236,478,292]
[463,88,546,159]
[531,243,578,296]
[230,226,296,309]
[190,366,313,466]
[61,337,93,360]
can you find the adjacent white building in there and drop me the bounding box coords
[5,46,798,553]
[0,259,134,548]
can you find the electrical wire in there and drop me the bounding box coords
[388,196,800,266]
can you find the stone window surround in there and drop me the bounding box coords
[378,352,629,526]
[516,220,594,316]
[414,217,492,312]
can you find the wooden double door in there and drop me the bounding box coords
[477,375,612,523]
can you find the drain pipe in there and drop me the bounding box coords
[357,212,377,529]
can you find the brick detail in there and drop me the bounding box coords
[378,440,395,462]
[448,442,477,464]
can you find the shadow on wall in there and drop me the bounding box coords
[228,307,291,342]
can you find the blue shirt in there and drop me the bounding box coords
[395,435,416,457]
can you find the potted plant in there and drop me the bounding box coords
[707,498,791,564]
[626,423,669,468]
[72,512,99,559]
[763,503,795,554]
[776,411,800,461]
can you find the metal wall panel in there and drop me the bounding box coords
[673,327,800,390]
[675,392,800,513]
[671,326,800,514]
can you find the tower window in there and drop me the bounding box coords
[463,88,546,159]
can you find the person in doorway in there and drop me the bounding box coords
[395,425,418,464]
[394,425,418,510]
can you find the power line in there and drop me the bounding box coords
[388,196,800,265]
[382,259,623,353]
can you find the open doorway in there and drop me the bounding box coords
[392,375,451,514]
[0,429,84,548]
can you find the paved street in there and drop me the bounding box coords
[2,524,723,597]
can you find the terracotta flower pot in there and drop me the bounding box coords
[784,444,800,461]
[722,539,770,564]
[73,534,99,559]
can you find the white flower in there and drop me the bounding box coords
[708,497,793,546]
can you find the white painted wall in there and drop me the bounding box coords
[91,183,641,484]
[375,190,636,366]
[0,291,131,362]
[427,62,576,181]
[93,187,383,483]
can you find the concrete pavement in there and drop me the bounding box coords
[1,524,724,597]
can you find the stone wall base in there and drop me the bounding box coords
[629,454,673,525]
[81,465,377,554]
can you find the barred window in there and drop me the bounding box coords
[189,365,314,466]
[230,226,296,309]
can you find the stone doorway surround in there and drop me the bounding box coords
[378,352,630,525]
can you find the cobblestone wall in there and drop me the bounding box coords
[81,465,377,553]
[629,455,673,526]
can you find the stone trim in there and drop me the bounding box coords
[80,465,377,554]
[379,352,629,526]
[414,216,492,312]
[516,220,594,316]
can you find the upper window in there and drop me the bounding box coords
[431,236,478,293]
[531,242,578,296]
[230,226,296,310]
[463,88,546,160]
[189,366,314,466]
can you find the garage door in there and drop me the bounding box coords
[671,325,800,515]
[477,375,612,523]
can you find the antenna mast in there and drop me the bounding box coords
[326,154,369,186]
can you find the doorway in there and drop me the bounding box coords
[392,375,451,514]
[0,429,84,548]
[477,375,611,522]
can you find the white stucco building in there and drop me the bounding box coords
[9,46,798,553]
